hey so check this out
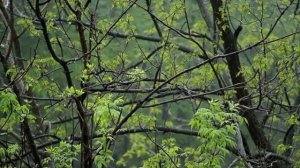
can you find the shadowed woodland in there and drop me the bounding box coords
[0,0,300,167]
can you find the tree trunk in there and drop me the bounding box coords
[210,0,272,151]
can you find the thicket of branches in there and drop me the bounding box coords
[0,0,300,167]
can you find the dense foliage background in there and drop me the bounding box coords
[0,0,300,167]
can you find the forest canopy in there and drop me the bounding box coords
[0,0,300,167]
